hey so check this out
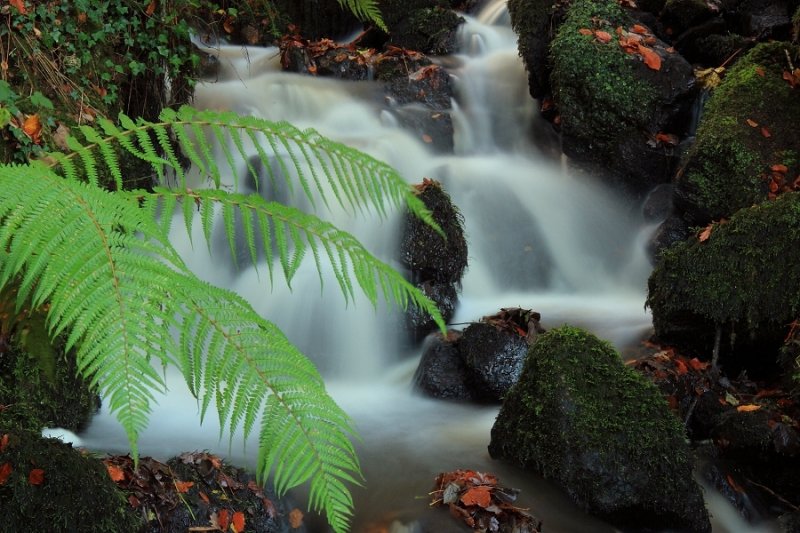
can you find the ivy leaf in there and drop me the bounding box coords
[29,91,54,111]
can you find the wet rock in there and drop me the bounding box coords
[673,42,800,225]
[272,0,362,40]
[489,326,711,532]
[646,213,690,261]
[461,322,529,401]
[661,0,716,36]
[401,179,467,340]
[641,183,674,223]
[406,281,458,344]
[413,331,474,400]
[379,0,466,55]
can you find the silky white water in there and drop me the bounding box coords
[64,1,770,531]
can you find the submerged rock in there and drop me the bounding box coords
[489,326,711,532]
[413,330,475,401]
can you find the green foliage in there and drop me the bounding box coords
[0,105,443,532]
[336,0,387,31]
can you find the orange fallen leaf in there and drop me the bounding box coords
[783,69,800,88]
[755,67,765,77]
[746,118,758,128]
[737,404,761,412]
[0,434,8,453]
[28,468,44,485]
[9,0,26,15]
[174,480,194,493]
[674,358,688,375]
[0,463,12,485]
[145,0,156,16]
[637,44,661,70]
[688,357,709,371]
[595,30,612,43]
[289,508,304,528]
[422,133,433,144]
[199,491,210,504]
[578,28,593,36]
[771,164,788,173]
[666,46,676,53]
[217,509,230,531]
[106,463,125,482]
[761,127,771,138]
[460,485,492,508]
[631,24,649,35]
[655,132,679,146]
[231,511,245,532]
[223,16,234,34]
[698,223,714,242]
[22,114,42,144]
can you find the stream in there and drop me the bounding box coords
[59,1,776,531]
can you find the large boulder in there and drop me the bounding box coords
[673,42,800,226]
[378,0,467,55]
[549,0,696,197]
[489,326,711,532]
[646,192,800,374]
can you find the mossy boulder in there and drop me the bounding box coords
[378,0,465,55]
[0,427,142,533]
[549,0,695,196]
[647,192,800,373]
[674,42,800,225]
[508,0,564,100]
[401,179,467,340]
[488,326,710,532]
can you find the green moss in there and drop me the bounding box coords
[677,42,800,222]
[489,326,708,530]
[0,427,142,533]
[648,192,800,357]
[550,0,656,156]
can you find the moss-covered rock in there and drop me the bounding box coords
[674,42,800,224]
[648,192,800,374]
[378,0,465,54]
[508,0,562,99]
[488,326,710,532]
[0,427,142,533]
[549,0,695,196]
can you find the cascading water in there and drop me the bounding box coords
[64,1,769,531]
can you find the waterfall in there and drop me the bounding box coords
[67,1,759,531]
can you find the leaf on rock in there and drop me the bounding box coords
[231,511,245,532]
[28,468,44,485]
[771,164,788,173]
[0,462,12,485]
[637,44,661,70]
[0,434,8,453]
[746,118,759,128]
[106,463,126,482]
[737,404,761,412]
[654,132,679,146]
[174,480,194,493]
[631,24,649,35]
[461,486,492,508]
[594,30,612,43]
[755,67,765,77]
[289,508,304,528]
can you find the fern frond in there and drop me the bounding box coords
[141,188,445,326]
[337,0,388,32]
[46,106,440,234]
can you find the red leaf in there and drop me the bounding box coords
[698,223,713,242]
[0,463,12,485]
[0,434,8,453]
[578,28,593,36]
[174,480,194,493]
[218,509,230,531]
[106,463,126,482]
[737,404,761,412]
[771,164,788,173]
[637,44,661,70]
[145,0,156,16]
[688,358,709,371]
[594,30,612,43]
[9,0,26,15]
[675,358,688,375]
[28,468,44,485]
[655,132,679,146]
[460,485,492,508]
[231,511,245,532]
[761,127,771,138]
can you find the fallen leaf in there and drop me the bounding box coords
[578,28,593,36]
[145,0,156,16]
[10,0,26,15]
[28,468,44,485]
[0,463,12,485]
[106,463,126,482]
[755,67,765,77]
[655,132,679,146]
[783,69,800,89]
[289,508,304,528]
[771,164,788,173]
[637,44,661,70]
[725,391,740,406]
[22,114,42,144]
[231,511,245,532]
[675,358,688,375]
[422,133,433,144]
[761,127,771,138]
[223,16,234,34]
[217,509,230,531]
[0,434,8,453]
[737,404,761,412]
[174,480,194,493]
[746,118,758,128]
[595,30,612,43]
[199,491,210,504]
[698,223,713,242]
[688,358,709,371]
[461,485,492,508]
[631,24,649,35]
